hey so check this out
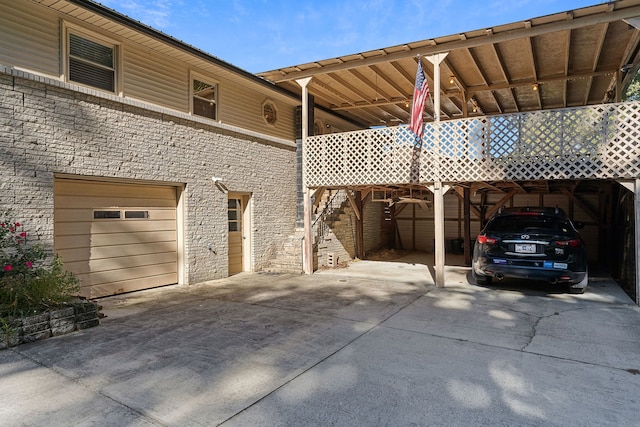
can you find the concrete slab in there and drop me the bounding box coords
[2,258,640,426]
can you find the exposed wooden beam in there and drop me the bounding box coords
[266,6,640,82]
[467,69,617,97]
[486,190,519,218]
[345,190,361,220]
[563,29,571,108]
[370,64,407,98]
[560,189,599,221]
[453,187,482,217]
[584,22,609,105]
[312,187,326,209]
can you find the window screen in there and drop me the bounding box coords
[69,33,115,92]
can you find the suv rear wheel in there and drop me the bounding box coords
[473,270,492,286]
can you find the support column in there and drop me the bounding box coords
[618,179,640,306]
[433,182,446,287]
[426,52,448,288]
[355,191,365,260]
[463,186,472,266]
[296,77,313,274]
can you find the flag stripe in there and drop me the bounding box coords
[409,60,430,138]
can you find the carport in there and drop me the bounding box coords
[259,2,640,304]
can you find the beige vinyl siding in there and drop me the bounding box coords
[219,79,296,140]
[3,0,301,143]
[0,1,59,76]
[123,44,189,112]
[54,178,178,298]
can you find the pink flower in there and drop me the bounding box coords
[19,232,26,238]
[3,265,12,272]
[0,223,5,227]
[25,261,33,268]
[14,222,20,227]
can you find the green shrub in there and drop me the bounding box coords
[0,211,79,318]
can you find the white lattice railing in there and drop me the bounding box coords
[304,102,640,187]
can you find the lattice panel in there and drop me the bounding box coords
[304,102,640,187]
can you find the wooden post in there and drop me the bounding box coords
[296,77,314,274]
[618,179,640,306]
[433,182,446,287]
[355,191,365,260]
[426,52,449,288]
[464,186,472,266]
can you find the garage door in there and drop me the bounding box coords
[54,178,179,298]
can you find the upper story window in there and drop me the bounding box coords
[192,77,217,119]
[67,30,117,92]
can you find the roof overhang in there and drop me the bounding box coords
[259,1,640,128]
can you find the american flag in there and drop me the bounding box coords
[409,59,430,138]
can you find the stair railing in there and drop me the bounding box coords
[312,189,349,248]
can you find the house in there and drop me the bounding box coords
[3,0,640,305]
[0,0,358,298]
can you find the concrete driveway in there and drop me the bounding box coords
[2,257,640,426]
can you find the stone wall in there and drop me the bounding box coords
[0,68,298,284]
[0,301,100,349]
[317,195,384,268]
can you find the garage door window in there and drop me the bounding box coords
[94,210,121,219]
[93,210,149,219]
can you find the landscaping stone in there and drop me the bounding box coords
[0,301,100,349]
[50,307,76,336]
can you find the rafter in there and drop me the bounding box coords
[584,22,609,105]
[265,5,640,83]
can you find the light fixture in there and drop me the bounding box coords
[532,83,538,91]
[470,98,478,114]
[449,76,455,85]
[405,101,410,108]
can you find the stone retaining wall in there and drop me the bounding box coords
[0,301,100,349]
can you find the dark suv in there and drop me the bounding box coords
[472,207,588,293]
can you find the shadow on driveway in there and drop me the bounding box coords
[2,258,639,426]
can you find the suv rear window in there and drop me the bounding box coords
[486,216,571,233]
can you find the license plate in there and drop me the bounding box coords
[515,243,536,253]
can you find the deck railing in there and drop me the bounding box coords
[304,102,640,187]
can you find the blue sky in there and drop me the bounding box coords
[97,0,606,73]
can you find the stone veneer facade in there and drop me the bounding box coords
[0,67,298,285]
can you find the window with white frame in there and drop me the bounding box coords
[67,31,117,92]
[192,77,217,119]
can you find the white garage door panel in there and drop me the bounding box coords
[57,242,177,263]
[56,180,175,199]
[87,273,179,298]
[54,178,179,298]
[77,262,177,284]
[54,219,177,235]
[55,195,176,208]
[65,252,177,275]
[55,230,177,250]
[55,208,176,222]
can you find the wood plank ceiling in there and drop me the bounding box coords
[258,1,640,128]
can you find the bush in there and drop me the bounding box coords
[0,211,80,318]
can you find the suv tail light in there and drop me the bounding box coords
[556,239,581,247]
[477,235,497,245]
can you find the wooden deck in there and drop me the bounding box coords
[304,102,640,188]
